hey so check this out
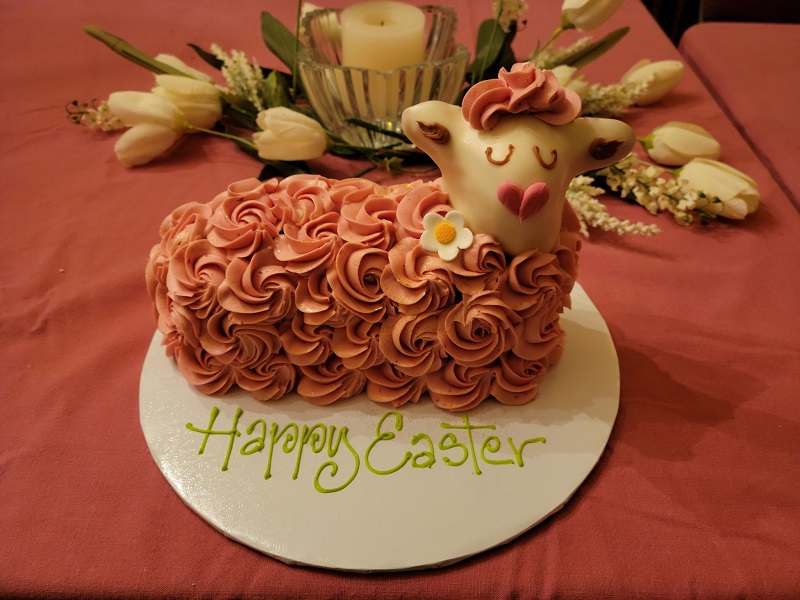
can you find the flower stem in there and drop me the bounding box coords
[531,26,564,61]
[186,125,258,150]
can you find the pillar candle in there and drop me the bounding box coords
[341,1,426,71]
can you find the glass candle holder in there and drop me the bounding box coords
[298,6,468,149]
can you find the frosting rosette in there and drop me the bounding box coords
[174,339,236,395]
[327,242,389,323]
[206,179,283,260]
[273,212,341,274]
[393,183,451,240]
[199,309,282,365]
[329,177,382,207]
[217,248,297,324]
[270,174,335,227]
[381,238,454,315]
[490,353,549,405]
[294,267,349,327]
[338,194,397,250]
[462,62,581,130]
[279,312,334,366]
[364,362,427,407]
[500,249,567,316]
[166,240,228,319]
[158,201,213,257]
[438,291,521,367]
[426,360,493,411]
[379,311,445,377]
[331,318,383,370]
[446,233,507,296]
[297,355,366,405]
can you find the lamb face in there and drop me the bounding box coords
[403,100,635,255]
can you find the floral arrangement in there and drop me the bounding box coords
[69,0,759,236]
[146,174,579,409]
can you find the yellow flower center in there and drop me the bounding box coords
[434,221,457,244]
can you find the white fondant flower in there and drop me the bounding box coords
[420,210,474,261]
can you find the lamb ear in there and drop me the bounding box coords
[570,117,635,174]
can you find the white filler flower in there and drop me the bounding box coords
[420,210,474,261]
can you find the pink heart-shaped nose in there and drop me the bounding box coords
[497,181,550,221]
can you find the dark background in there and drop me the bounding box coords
[644,0,800,43]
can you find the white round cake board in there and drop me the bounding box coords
[139,283,619,572]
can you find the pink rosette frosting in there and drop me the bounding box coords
[297,355,366,405]
[490,353,549,405]
[199,309,282,364]
[331,318,384,370]
[279,312,333,367]
[166,240,228,319]
[426,360,493,412]
[217,248,297,325]
[294,267,350,327]
[438,291,521,367]
[393,183,451,240]
[511,290,564,361]
[338,194,397,250]
[158,201,213,257]
[499,249,567,316]
[446,233,507,296]
[273,213,341,274]
[379,311,445,377]
[174,339,236,395]
[462,62,581,131]
[206,181,283,260]
[381,238,454,315]
[327,242,389,323]
[329,177,381,208]
[269,175,335,227]
[364,362,426,407]
[250,354,297,402]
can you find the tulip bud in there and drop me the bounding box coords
[561,0,624,31]
[550,65,591,99]
[621,59,683,106]
[642,122,721,166]
[152,75,222,129]
[107,91,185,129]
[678,158,759,219]
[253,107,330,161]
[113,123,182,167]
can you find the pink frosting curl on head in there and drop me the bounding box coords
[462,62,582,130]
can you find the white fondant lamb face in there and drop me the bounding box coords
[402,101,634,254]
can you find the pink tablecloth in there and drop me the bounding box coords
[1,0,799,598]
[680,22,800,207]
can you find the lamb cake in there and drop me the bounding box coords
[146,63,634,412]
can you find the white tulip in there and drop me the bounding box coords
[107,91,185,129]
[154,53,215,83]
[621,59,684,106]
[253,107,329,161]
[152,74,222,129]
[107,92,187,166]
[113,123,182,167]
[642,122,721,166]
[561,0,624,31]
[550,65,591,99]
[678,158,759,219]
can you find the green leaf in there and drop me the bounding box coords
[258,160,310,180]
[260,11,301,74]
[466,19,506,83]
[261,70,293,109]
[187,44,224,71]
[561,26,629,69]
[83,25,185,76]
